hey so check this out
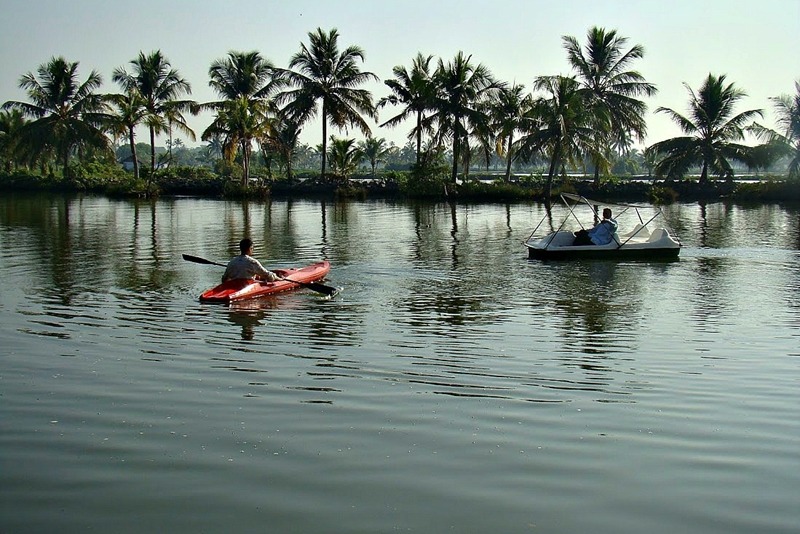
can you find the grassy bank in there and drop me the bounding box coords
[1,165,798,204]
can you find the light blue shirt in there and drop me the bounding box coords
[588,218,618,245]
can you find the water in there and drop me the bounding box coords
[1,194,798,533]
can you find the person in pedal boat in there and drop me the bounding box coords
[222,238,280,282]
[573,208,618,246]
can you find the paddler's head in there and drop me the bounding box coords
[239,238,254,255]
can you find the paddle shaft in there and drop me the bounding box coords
[182,254,338,296]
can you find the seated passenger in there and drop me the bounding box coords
[573,208,618,246]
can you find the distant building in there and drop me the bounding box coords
[120,154,145,172]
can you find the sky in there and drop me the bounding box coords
[1,0,797,151]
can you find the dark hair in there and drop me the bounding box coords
[602,208,613,219]
[239,238,253,254]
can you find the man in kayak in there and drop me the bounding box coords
[222,238,280,282]
[573,208,618,246]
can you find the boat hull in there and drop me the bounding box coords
[199,261,331,303]
[526,245,680,261]
[525,230,680,261]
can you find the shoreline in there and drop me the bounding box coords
[2,170,799,205]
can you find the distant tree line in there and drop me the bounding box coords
[1,26,798,198]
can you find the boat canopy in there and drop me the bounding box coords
[526,193,681,249]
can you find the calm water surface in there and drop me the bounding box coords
[1,194,798,533]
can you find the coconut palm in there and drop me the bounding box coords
[106,91,147,180]
[203,96,273,186]
[515,75,601,197]
[426,52,503,184]
[358,136,389,176]
[112,51,195,174]
[488,83,532,181]
[203,51,282,186]
[207,50,280,101]
[749,80,800,179]
[277,27,378,181]
[378,53,436,165]
[327,136,363,181]
[261,117,301,182]
[0,108,26,172]
[2,56,112,177]
[204,135,224,160]
[563,27,657,185]
[648,74,763,182]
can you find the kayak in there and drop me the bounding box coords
[199,260,331,303]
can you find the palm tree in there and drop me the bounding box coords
[261,117,301,182]
[749,80,800,179]
[203,51,282,186]
[378,53,436,165]
[203,135,224,161]
[327,136,363,181]
[488,83,532,181]
[358,136,389,176]
[106,91,147,180]
[277,27,378,181]
[563,27,657,185]
[647,74,763,182]
[426,52,503,184]
[515,75,600,197]
[208,50,280,100]
[0,108,26,172]
[203,96,273,186]
[112,51,196,175]
[2,56,112,177]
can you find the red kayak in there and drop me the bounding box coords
[199,261,332,303]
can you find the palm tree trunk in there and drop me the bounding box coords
[321,102,328,181]
[451,131,460,184]
[415,111,423,165]
[546,148,560,199]
[149,126,156,174]
[128,128,140,181]
[62,149,70,181]
[462,143,471,180]
[241,138,250,187]
[504,132,514,182]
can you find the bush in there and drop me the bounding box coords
[155,166,223,195]
[649,186,679,204]
[0,171,61,191]
[731,179,800,202]
[399,158,450,198]
[66,160,129,191]
[458,179,539,201]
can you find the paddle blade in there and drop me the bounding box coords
[281,277,340,297]
[182,254,227,267]
[305,281,340,297]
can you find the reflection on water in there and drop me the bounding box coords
[227,308,269,340]
[2,194,799,534]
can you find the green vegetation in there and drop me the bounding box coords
[1,26,798,203]
[113,51,196,180]
[2,57,112,178]
[648,74,765,182]
[277,28,378,181]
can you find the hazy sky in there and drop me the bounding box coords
[1,0,797,150]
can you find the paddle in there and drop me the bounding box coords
[182,254,339,297]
